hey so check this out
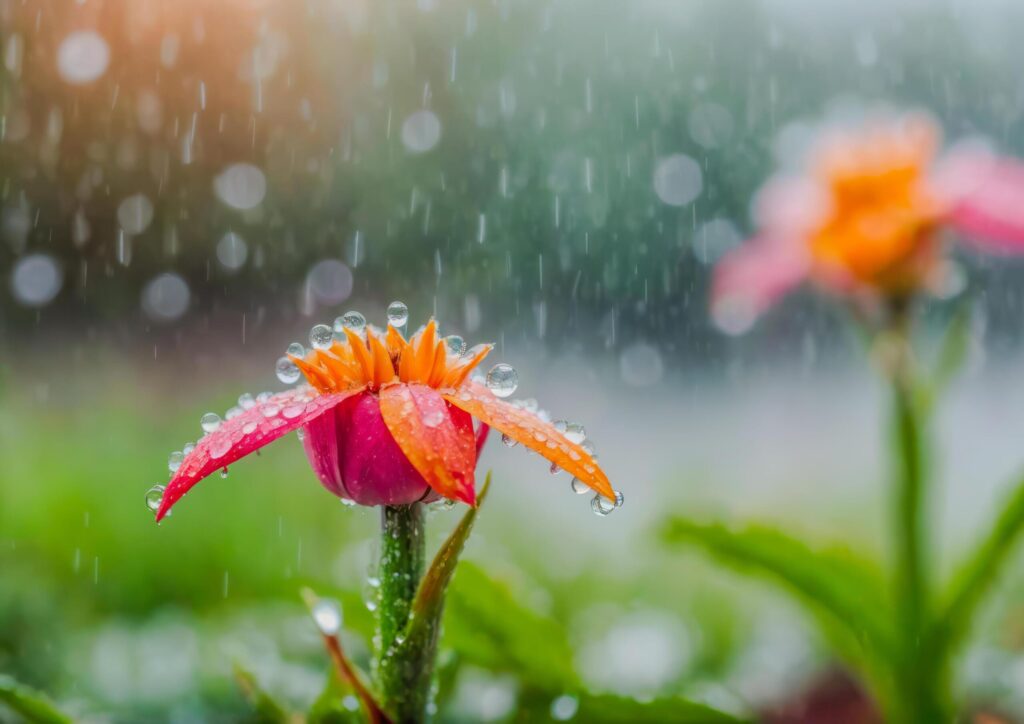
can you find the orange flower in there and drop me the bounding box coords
[152,309,617,520]
[711,113,1024,333]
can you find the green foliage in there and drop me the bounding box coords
[571,693,748,723]
[0,675,71,724]
[443,561,578,690]
[661,520,894,660]
[233,664,292,724]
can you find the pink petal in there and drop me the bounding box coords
[330,391,436,506]
[301,396,350,499]
[156,387,361,520]
[710,234,809,335]
[937,143,1024,253]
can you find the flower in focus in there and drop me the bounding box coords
[711,113,1024,333]
[151,307,616,520]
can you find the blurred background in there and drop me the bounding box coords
[5,0,1024,720]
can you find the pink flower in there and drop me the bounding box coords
[711,114,1024,333]
[152,315,616,520]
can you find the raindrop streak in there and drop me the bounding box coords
[486,363,518,398]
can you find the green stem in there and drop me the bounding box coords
[375,503,427,722]
[887,317,950,723]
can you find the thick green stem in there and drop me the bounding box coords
[375,503,427,722]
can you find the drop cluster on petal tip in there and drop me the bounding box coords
[145,484,167,515]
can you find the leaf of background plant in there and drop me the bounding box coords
[661,519,896,661]
[441,561,578,689]
[571,692,751,723]
[0,674,71,724]
[933,470,1024,657]
[233,663,292,724]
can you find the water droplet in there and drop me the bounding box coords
[550,695,579,721]
[282,404,304,419]
[571,478,590,494]
[238,393,256,410]
[220,468,229,479]
[550,462,561,475]
[591,494,616,516]
[340,497,356,507]
[200,412,221,433]
[386,300,409,328]
[444,335,466,356]
[486,363,518,398]
[145,484,165,513]
[336,311,366,335]
[225,406,243,420]
[564,423,586,444]
[242,422,258,435]
[501,433,518,448]
[312,598,343,636]
[276,356,301,384]
[182,442,195,455]
[309,324,334,350]
[286,342,305,357]
[209,437,231,459]
[422,409,445,427]
[168,451,184,473]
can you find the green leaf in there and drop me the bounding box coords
[660,519,895,661]
[0,675,71,724]
[442,561,577,689]
[571,693,751,723]
[932,470,1024,656]
[233,664,291,724]
[398,473,492,655]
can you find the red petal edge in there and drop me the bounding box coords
[156,387,362,521]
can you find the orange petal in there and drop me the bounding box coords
[443,382,614,500]
[426,340,449,387]
[386,324,408,364]
[379,383,477,505]
[367,331,397,386]
[442,343,493,389]
[291,354,335,392]
[412,320,438,382]
[314,349,359,388]
[343,328,374,383]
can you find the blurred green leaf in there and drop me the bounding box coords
[933,470,1024,656]
[307,672,362,724]
[661,520,895,661]
[571,693,750,723]
[233,664,292,724]
[0,674,71,724]
[443,561,577,689]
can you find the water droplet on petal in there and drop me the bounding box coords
[310,324,334,350]
[145,484,166,513]
[312,598,343,636]
[486,363,518,398]
[225,406,243,420]
[276,356,301,384]
[336,311,366,334]
[200,412,221,433]
[238,392,256,410]
[591,494,616,516]
[571,478,590,494]
[168,451,184,473]
[209,437,231,459]
[444,335,466,356]
[286,342,306,357]
[422,409,445,427]
[182,442,195,455]
[282,404,304,419]
[549,461,561,474]
[564,423,586,444]
[386,300,409,327]
[501,433,518,448]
